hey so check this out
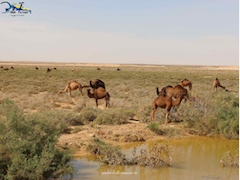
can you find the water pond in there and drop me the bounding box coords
[68,137,239,180]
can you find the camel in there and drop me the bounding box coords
[213,78,228,91]
[58,81,88,97]
[150,91,187,125]
[47,68,52,73]
[179,79,192,91]
[89,79,105,90]
[87,87,110,107]
[156,85,189,102]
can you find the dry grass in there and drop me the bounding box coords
[0,63,238,138]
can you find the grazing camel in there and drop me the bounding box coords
[58,81,87,97]
[150,91,188,125]
[179,79,192,91]
[90,79,105,90]
[87,88,110,107]
[47,68,52,73]
[156,85,189,102]
[213,78,228,91]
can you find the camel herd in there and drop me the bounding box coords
[58,77,228,125]
[58,79,110,107]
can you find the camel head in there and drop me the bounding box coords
[87,89,95,98]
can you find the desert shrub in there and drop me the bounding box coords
[0,99,73,179]
[80,107,99,121]
[184,93,239,139]
[87,139,172,166]
[215,94,239,139]
[94,108,135,125]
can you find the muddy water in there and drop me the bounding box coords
[69,137,239,180]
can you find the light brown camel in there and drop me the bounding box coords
[213,78,228,91]
[179,79,192,91]
[87,87,110,107]
[58,81,88,97]
[150,91,187,125]
[156,85,190,102]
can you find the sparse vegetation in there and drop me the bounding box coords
[0,99,73,179]
[0,64,238,139]
[87,138,172,166]
[0,64,238,178]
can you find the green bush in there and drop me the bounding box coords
[0,99,73,179]
[184,93,239,139]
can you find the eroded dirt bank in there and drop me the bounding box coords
[57,121,190,157]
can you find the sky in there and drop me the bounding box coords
[0,0,238,66]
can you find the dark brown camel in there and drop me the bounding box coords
[213,78,228,91]
[90,79,105,90]
[150,91,188,125]
[58,81,88,97]
[179,79,192,91]
[156,85,189,102]
[87,87,110,107]
[47,68,52,73]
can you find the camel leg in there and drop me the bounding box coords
[95,99,98,107]
[165,110,170,125]
[165,106,171,125]
[105,98,110,107]
[150,104,157,122]
[79,87,83,95]
[105,93,110,107]
[68,89,72,97]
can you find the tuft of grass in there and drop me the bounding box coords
[147,122,163,135]
[94,108,135,125]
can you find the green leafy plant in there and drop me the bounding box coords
[0,99,73,179]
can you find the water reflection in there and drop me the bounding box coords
[71,137,239,180]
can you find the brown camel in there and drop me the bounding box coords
[150,91,187,125]
[58,81,88,97]
[87,87,110,107]
[156,85,189,102]
[213,78,228,91]
[179,79,192,91]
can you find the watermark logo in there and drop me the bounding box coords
[1,1,31,15]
